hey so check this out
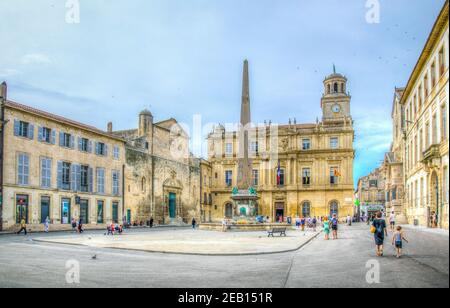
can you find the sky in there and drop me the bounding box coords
[0,0,447,186]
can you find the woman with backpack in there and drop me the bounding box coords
[331,214,339,240]
[372,211,388,257]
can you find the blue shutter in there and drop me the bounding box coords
[95,142,99,155]
[57,161,63,189]
[88,141,93,153]
[78,137,82,151]
[28,124,34,140]
[71,164,77,191]
[88,167,94,193]
[51,130,56,144]
[70,136,75,149]
[59,132,64,146]
[104,144,108,157]
[14,120,20,136]
[76,164,81,191]
[38,127,43,142]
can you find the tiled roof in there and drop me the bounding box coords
[4,100,125,142]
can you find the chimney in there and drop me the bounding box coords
[107,122,113,133]
[0,82,7,100]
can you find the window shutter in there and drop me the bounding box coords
[78,137,82,151]
[71,164,77,191]
[88,167,94,193]
[28,124,34,140]
[38,127,43,142]
[105,144,108,157]
[88,141,93,153]
[70,136,75,149]
[51,130,56,144]
[118,171,121,195]
[14,119,20,136]
[95,142,99,155]
[59,132,64,146]
[76,164,81,191]
[57,161,63,189]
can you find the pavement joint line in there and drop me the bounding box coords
[31,231,323,257]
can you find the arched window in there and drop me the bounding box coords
[225,203,233,218]
[341,83,345,93]
[334,82,338,93]
[301,201,311,218]
[327,84,331,94]
[330,201,339,217]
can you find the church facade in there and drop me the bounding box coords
[204,66,355,223]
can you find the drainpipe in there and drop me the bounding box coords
[122,162,125,224]
[0,83,6,231]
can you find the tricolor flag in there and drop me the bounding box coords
[277,161,281,185]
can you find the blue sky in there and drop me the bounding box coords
[0,0,446,186]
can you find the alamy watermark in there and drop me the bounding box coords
[365,259,380,284]
[65,259,80,284]
[365,0,381,24]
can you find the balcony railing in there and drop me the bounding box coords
[422,144,440,163]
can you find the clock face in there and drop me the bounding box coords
[332,104,341,113]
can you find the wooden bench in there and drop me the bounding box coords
[267,227,287,237]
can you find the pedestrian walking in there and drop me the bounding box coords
[222,217,228,232]
[150,217,154,228]
[389,211,396,232]
[78,219,84,234]
[17,218,27,235]
[300,217,306,232]
[295,216,301,229]
[331,214,339,240]
[44,216,50,233]
[192,218,197,229]
[71,218,77,232]
[347,215,352,226]
[392,226,409,258]
[323,217,330,240]
[371,211,388,257]
[312,217,317,231]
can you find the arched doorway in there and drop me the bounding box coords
[330,201,339,217]
[300,201,311,218]
[429,172,440,228]
[225,203,233,218]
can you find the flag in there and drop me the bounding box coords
[355,199,361,207]
[334,169,342,177]
[277,161,281,185]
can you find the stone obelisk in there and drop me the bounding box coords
[237,59,252,189]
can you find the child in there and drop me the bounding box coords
[392,226,409,258]
[323,217,330,240]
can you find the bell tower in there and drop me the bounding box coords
[321,66,351,121]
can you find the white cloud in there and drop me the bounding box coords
[0,68,21,78]
[21,54,52,65]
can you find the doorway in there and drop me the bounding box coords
[330,201,339,217]
[61,198,71,224]
[169,193,177,218]
[16,195,29,224]
[80,199,89,224]
[40,196,50,223]
[225,203,233,218]
[275,202,285,223]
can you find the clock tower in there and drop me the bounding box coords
[321,67,351,122]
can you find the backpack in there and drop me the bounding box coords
[332,218,338,226]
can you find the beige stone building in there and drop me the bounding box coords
[112,111,201,226]
[402,2,449,229]
[355,167,386,217]
[0,83,126,231]
[206,69,355,222]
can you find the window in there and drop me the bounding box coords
[250,141,259,154]
[62,162,71,190]
[97,200,104,224]
[39,127,52,143]
[225,143,233,156]
[330,167,339,185]
[431,62,436,88]
[96,142,107,156]
[41,158,52,188]
[369,180,377,188]
[442,104,448,141]
[424,74,429,97]
[18,153,30,185]
[392,187,397,201]
[113,146,120,159]
[252,169,259,186]
[444,167,449,204]
[112,170,120,195]
[141,177,146,192]
[145,142,149,150]
[79,138,90,152]
[302,139,311,150]
[302,168,311,185]
[225,171,233,187]
[432,114,438,144]
[80,165,89,192]
[439,47,446,77]
[277,169,285,186]
[418,85,423,110]
[97,168,105,194]
[330,137,339,149]
[14,120,34,139]
[112,202,119,223]
[333,83,338,93]
[426,122,431,148]
[60,132,73,148]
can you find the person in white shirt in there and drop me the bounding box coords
[389,211,396,232]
